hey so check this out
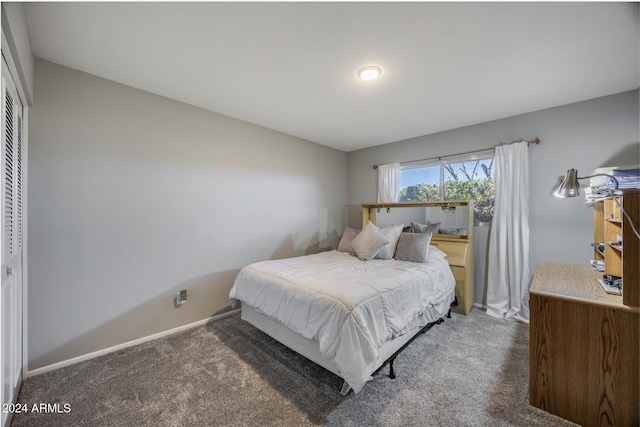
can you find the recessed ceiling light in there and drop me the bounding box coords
[358,66,382,81]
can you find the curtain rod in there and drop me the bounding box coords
[373,137,540,169]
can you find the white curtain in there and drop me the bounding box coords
[486,141,530,323]
[377,163,400,203]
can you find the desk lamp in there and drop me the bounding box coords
[553,168,620,198]
[554,168,639,239]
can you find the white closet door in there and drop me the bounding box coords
[1,59,23,427]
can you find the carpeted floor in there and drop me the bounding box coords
[11,309,576,426]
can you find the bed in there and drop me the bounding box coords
[229,201,472,394]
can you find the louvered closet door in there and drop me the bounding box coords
[1,59,23,427]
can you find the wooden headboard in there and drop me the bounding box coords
[361,200,475,315]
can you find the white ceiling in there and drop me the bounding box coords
[24,2,639,152]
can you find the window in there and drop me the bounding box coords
[398,151,495,223]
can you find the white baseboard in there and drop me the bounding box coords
[25,309,240,378]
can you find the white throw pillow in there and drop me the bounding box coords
[351,221,388,261]
[337,227,360,254]
[375,224,404,260]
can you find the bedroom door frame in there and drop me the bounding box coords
[0,49,28,427]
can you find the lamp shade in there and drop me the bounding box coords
[554,168,581,198]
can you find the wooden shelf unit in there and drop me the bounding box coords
[593,200,604,261]
[592,190,639,307]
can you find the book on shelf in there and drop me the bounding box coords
[598,278,622,295]
[585,165,640,202]
[590,259,605,272]
[585,186,614,202]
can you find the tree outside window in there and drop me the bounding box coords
[398,154,495,224]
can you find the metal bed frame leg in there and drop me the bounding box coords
[370,298,457,385]
[373,315,448,382]
[388,357,396,379]
[447,296,458,318]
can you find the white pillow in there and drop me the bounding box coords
[351,221,388,261]
[337,227,360,254]
[428,245,448,261]
[375,224,404,260]
[411,221,440,234]
[395,232,432,263]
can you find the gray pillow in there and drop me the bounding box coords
[337,227,360,254]
[411,221,440,234]
[351,221,388,261]
[440,227,467,235]
[375,224,404,260]
[395,232,432,263]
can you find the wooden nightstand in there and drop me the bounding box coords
[529,261,639,426]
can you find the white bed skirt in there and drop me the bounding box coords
[241,303,443,393]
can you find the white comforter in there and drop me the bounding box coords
[229,249,455,393]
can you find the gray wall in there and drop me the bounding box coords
[28,59,348,370]
[347,90,640,306]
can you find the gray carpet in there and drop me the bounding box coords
[12,309,576,427]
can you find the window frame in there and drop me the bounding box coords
[398,150,495,224]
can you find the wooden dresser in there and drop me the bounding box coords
[529,261,639,426]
